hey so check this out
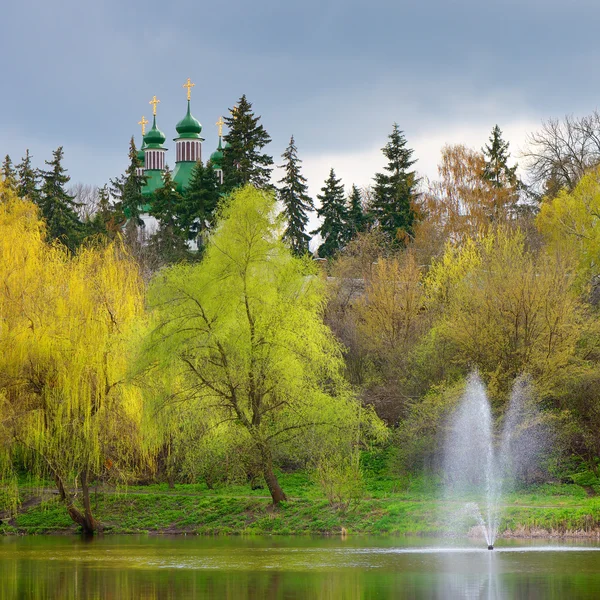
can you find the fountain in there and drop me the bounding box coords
[442,372,546,548]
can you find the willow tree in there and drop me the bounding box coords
[144,185,383,504]
[0,192,145,532]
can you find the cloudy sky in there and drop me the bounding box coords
[1,0,599,199]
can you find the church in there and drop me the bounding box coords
[135,78,225,199]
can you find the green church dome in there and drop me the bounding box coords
[176,101,202,138]
[144,116,166,148]
[210,138,224,167]
[137,143,145,165]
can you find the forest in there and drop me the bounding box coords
[2,96,600,535]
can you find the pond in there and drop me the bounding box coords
[1,535,600,598]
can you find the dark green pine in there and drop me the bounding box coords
[149,168,189,263]
[110,136,146,228]
[1,155,18,193]
[16,149,40,202]
[370,123,419,246]
[345,184,367,240]
[179,160,221,250]
[39,147,83,252]
[222,94,273,192]
[278,135,314,256]
[314,168,348,258]
[482,124,518,188]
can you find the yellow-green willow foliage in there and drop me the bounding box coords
[0,196,145,532]
[423,227,582,398]
[142,186,386,504]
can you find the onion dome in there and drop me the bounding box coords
[175,101,202,138]
[210,137,224,167]
[144,116,166,148]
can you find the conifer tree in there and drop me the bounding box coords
[88,184,120,239]
[39,147,82,251]
[346,184,367,240]
[370,124,419,245]
[222,94,273,191]
[278,135,314,256]
[110,136,145,227]
[1,155,17,193]
[482,125,518,188]
[149,168,189,263]
[179,160,221,249]
[16,149,39,202]
[314,168,348,258]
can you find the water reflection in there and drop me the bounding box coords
[0,537,599,599]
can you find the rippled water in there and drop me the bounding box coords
[1,536,600,598]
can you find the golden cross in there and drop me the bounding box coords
[216,116,224,137]
[183,77,195,101]
[230,105,238,117]
[149,95,160,116]
[138,115,149,136]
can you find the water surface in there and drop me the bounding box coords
[1,535,600,599]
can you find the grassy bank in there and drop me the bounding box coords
[2,472,600,537]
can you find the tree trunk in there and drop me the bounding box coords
[259,443,287,505]
[54,472,97,535]
[80,470,98,534]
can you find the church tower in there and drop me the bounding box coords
[136,116,148,177]
[173,78,204,192]
[142,95,167,196]
[210,116,225,184]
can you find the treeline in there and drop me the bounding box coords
[3,99,600,532]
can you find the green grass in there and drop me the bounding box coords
[2,471,599,537]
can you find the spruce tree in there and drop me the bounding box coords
[1,155,17,193]
[88,184,121,239]
[278,135,314,256]
[179,160,221,249]
[39,147,82,251]
[482,125,518,188]
[313,168,348,258]
[345,184,367,240]
[16,149,39,202]
[370,124,419,245]
[149,168,189,263]
[110,136,145,227]
[222,94,273,191]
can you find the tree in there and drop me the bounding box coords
[314,168,348,258]
[536,165,600,290]
[357,253,425,357]
[1,155,17,193]
[222,95,273,191]
[346,184,367,240]
[39,147,82,252]
[370,124,419,245]
[142,185,383,505]
[278,135,314,256]
[110,136,145,228]
[423,227,582,397]
[524,111,600,196]
[69,182,100,221]
[482,125,519,189]
[149,168,189,264]
[87,184,122,239]
[15,149,39,202]
[420,144,521,245]
[179,160,221,249]
[0,196,145,533]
